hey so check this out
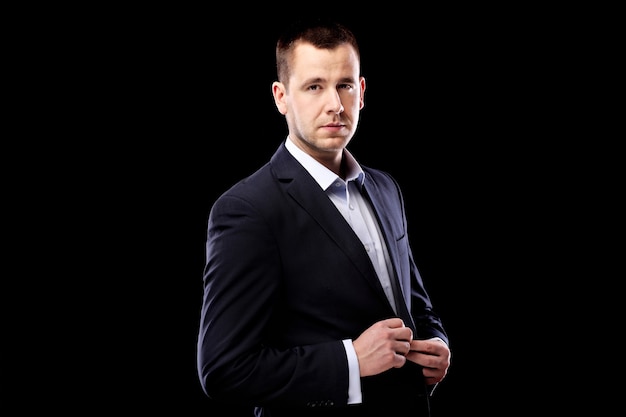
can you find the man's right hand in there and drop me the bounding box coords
[352,318,413,377]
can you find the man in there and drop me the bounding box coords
[197,18,451,416]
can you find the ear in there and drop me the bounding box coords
[359,77,366,110]
[272,81,288,115]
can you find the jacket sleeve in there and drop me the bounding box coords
[196,192,350,408]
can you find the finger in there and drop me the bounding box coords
[392,352,407,368]
[409,339,439,354]
[383,317,405,329]
[391,340,411,355]
[393,326,413,342]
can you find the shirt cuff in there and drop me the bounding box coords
[342,339,362,404]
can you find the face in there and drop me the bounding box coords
[272,42,365,166]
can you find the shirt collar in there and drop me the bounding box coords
[285,136,365,191]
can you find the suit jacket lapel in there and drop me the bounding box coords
[270,144,393,310]
[361,174,417,331]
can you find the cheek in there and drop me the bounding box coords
[290,97,317,117]
[341,92,361,110]
[347,98,363,112]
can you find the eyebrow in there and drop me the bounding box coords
[303,76,357,85]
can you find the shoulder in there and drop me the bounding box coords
[362,165,402,191]
[218,162,275,203]
[216,142,292,201]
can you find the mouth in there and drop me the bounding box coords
[320,124,346,134]
[322,123,345,128]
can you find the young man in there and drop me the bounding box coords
[197,18,451,417]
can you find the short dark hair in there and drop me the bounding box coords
[275,18,360,85]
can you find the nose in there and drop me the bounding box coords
[327,91,344,114]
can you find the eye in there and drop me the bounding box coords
[338,84,354,90]
[307,85,321,91]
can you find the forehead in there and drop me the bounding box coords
[290,42,360,80]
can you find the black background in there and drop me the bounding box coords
[29,7,617,416]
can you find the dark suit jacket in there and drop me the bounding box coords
[197,141,448,416]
